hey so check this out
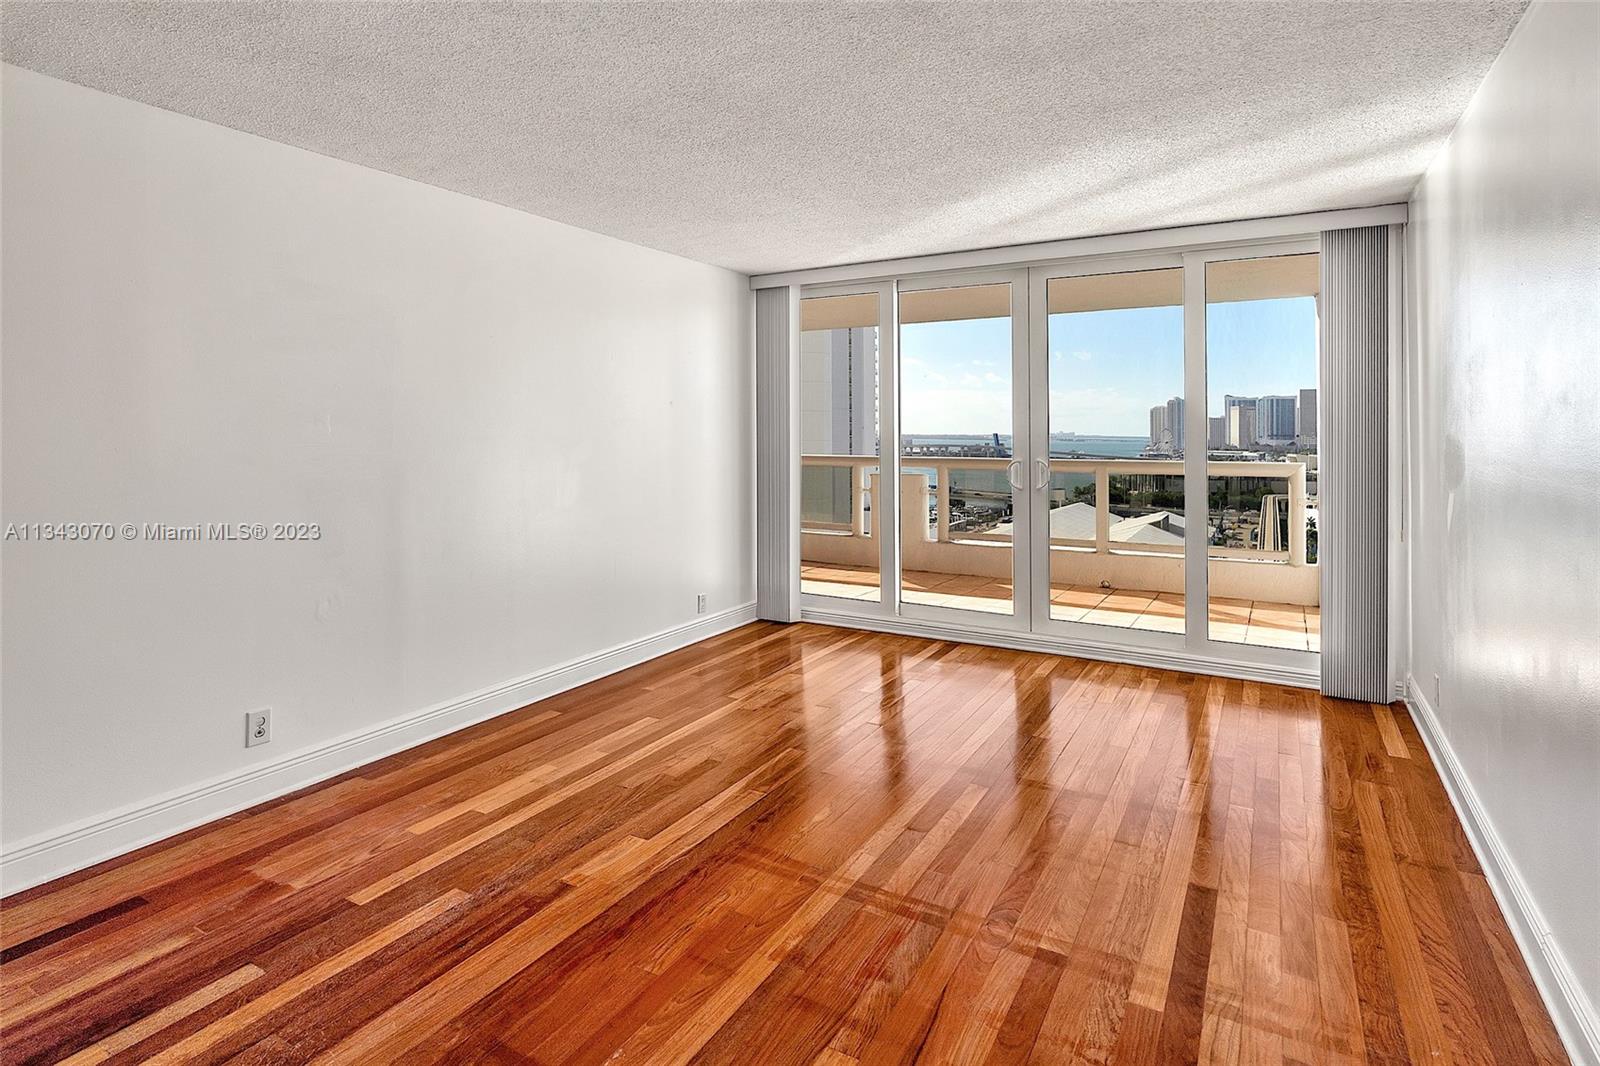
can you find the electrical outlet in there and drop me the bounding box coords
[696,593,708,615]
[245,709,271,748]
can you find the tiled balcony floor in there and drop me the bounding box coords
[801,562,1321,652]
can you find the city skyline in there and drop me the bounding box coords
[892,297,1317,437]
[1150,390,1316,452]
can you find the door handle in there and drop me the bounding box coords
[1006,459,1023,491]
[1034,458,1049,491]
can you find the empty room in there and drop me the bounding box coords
[1,1,1596,1063]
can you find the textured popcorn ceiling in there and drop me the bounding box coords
[1,1,1527,274]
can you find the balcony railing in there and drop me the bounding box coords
[800,454,1317,606]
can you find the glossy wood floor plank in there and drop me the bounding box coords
[0,623,1568,1065]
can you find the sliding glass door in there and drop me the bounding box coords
[895,272,1032,626]
[797,284,894,608]
[1024,245,1320,667]
[1197,249,1322,654]
[1027,261,1188,643]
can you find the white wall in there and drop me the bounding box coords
[1404,1,1599,1057]
[0,67,753,884]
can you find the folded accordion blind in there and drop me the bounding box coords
[755,286,800,623]
[1318,227,1390,701]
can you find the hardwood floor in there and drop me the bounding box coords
[0,623,1567,1065]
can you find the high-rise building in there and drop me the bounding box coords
[1223,395,1257,438]
[1149,404,1169,447]
[1148,397,1183,451]
[799,326,875,455]
[1297,387,1317,444]
[1257,395,1297,443]
[1227,405,1257,449]
[1223,396,1257,446]
[1208,415,1227,449]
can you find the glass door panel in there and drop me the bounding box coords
[1202,253,1321,651]
[897,281,1022,618]
[1041,267,1186,634]
[799,291,882,603]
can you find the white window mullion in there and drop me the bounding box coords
[879,281,902,616]
[1181,255,1209,650]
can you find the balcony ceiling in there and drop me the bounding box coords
[1,1,1527,275]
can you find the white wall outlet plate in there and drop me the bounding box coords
[245,709,271,748]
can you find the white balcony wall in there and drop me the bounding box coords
[801,458,1319,606]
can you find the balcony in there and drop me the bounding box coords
[801,454,1319,652]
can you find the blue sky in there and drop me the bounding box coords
[899,297,1318,437]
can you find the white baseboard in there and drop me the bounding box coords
[1404,677,1600,1066]
[0,603,758,897]
[801,607,1320,690]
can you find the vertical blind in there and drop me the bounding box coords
[755,286,800,622]
[1319,227,1390,701]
